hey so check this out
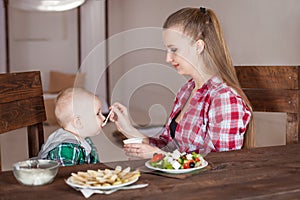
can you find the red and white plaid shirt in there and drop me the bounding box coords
[149,76,251,155]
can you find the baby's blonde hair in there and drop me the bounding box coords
[54,88,96,128]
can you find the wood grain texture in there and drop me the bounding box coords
[286,113,299,145]
[27,123,45,157]
[235,66,300,144]
[0,97,46,133]
[0,71,46,169]
[235,66,299,89]
[0,144,299,200]
[0,71,43,103]
[243,90,298,113]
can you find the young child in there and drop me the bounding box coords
[38,87,106,166]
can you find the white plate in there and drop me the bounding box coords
[65,176,139,190]
[145,159,208,174]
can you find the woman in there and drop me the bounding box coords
[110,7,255,159]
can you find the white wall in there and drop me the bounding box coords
[8,7,79,90]
[108,0,300,65]
[108,0,300,109]
[202,0,300,65]
[107,0,300,145]
[80,0,108,110]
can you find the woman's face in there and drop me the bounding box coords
[162,26,199,76]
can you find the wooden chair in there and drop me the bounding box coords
[235,66,300,144]
[0,71,47,170]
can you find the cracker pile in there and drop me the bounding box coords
[69,166,140,187]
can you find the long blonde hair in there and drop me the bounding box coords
[163,7,255,148]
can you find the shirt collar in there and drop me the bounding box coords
[187,76,222,92]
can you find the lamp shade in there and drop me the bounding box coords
[9,0,86,12]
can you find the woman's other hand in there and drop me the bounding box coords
[123,143,165,159]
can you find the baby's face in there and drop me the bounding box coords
[77,96,105,137]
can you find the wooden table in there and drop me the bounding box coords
[1,144,299,200]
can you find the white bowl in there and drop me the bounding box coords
[13,159,59,186]
[123,138,143,144]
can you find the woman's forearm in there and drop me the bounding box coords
[122,126,147,139]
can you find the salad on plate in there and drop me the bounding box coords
[145,150,208,173]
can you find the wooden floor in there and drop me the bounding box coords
[0,112,286,171]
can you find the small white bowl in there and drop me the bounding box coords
[13,159,59,186]
[123,138,143,144]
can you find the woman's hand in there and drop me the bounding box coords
[110,102,145,138]
[123,143,165,159]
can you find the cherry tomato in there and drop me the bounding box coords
[183,162,190,169]
[150,153,164,162]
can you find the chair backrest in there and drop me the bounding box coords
[0,71,47,170]
[235,66,300,144]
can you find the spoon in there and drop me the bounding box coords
[102,110,112,127]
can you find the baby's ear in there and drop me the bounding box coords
[72,115,83,129]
